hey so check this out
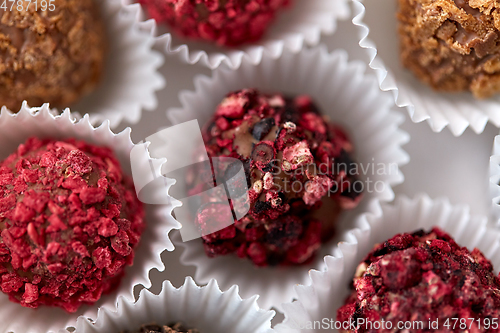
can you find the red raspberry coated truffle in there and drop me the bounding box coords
[0,137,145,312]
[188,89,362,267]
[138,0,291,47]
[337,228,500,332]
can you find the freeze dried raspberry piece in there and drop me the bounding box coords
[337,228,500,333]
[188,89,362,267]
[0,137,145,312]
[138,0,292,47]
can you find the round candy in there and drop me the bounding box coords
[0,137,144,312]
[188,89,362,267]
[138,0,291,47]
[0,0,106,110]
[398,0,500,98]
[338,228,500,332]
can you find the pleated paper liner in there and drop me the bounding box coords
[489,134,500,223]
[69,0,165,128]
[76,277,275,333]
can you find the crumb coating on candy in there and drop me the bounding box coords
[398,0,500,98]
[138,0,291,47]
[0,137,144,312]
[0,0,106,110]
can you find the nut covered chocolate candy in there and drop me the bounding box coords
[188,89,362,267]
[338,228,500,332]
[0,0,106,110]
[398,0,500,98]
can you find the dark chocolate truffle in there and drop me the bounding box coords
[398,0,500,98]
[0,0,106,111]
[138,0,291,47]
[188,89,362,267]
[121,323,200,333]
[337,227,500,332]
[0,137,145,312]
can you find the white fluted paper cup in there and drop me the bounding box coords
[69,0,165,128]
[276,194,500,332]
[0,104,179,333]
[165,46,410,311]
[122,0,349,70]
[352,0,500,136]
[75,277,274,333]
[489,135,500,222]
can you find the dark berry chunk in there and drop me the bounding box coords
[252,118,275,141]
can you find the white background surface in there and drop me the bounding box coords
[114,3,500,323]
